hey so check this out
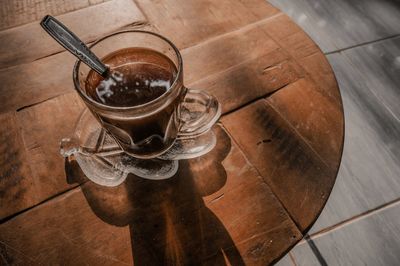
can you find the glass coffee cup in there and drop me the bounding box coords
[73,30,221,159]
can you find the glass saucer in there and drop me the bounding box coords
[60,109,217,187]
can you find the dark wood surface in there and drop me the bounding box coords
[0,0,344,264]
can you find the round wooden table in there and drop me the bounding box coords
[0,0,343,265]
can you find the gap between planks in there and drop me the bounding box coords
[289,252,298,266]
[0,182,85,224]
[324,33,400,55]
[294,197,400,246]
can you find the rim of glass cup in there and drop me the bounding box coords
[72,30,183,111]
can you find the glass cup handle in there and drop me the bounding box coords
[178,88,221,139]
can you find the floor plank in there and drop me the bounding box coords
[292,201,400,265]
[268,0,400,53]
[0,126,301,265]
[343,36,400,121]
[273,254,294,266]
[289,242,322,266]
[0,0,145,69]
[135,0,279,49]
[0,0,111,31]
[308,51,400,233]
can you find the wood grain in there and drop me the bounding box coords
[222,100,336,230]
[134,0,279,49]
[0,93,85,220]
[0,126,301,265]
[0,188,133,265]
[0,0,145,69]
[0,0,111,31]
[191,51,305,114]
[260,14,342,104]
[266,78,343,170]
[182,20,280,85]
[0,52,76,113]
[0,112,36,220]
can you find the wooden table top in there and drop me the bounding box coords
[0,0,344,265]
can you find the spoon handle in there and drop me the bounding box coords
[40,15,108,77]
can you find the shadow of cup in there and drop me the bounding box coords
[65,125,245,265]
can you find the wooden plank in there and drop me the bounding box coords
[260,14,342,104]
[298,51,341,104]
[0,0,111,31]
[135,0,279,49]
[0,52,76,114]
[222,100,336,231]
[0,125,301,265]
[190,50,305,114]
[0,188,133,265]
[0,112,36,220]
[0,0,145,69]
[266,78,343,170]
[182,20,280,85]
[0,93,85,220]
[292,202,400,265]
[238,0,281,19]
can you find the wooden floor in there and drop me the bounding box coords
[268,0,400,265]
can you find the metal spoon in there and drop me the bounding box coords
[40,15,109,77]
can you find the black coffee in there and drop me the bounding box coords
[85,47,184,158]
[86,47,176,107]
